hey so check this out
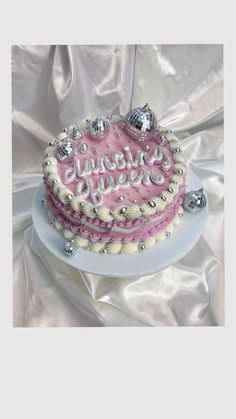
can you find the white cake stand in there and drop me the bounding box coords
[32,167,208,277]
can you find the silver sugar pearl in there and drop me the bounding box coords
[148,200,156,208]
[50,220,55,226]
[161,196,167,201]
[85,118,91,124]
[49,141,55,146]
[166,129,172,133]
[143,144,150,151]
[166,231,171,237]
[110,210,114,216]
[179,212,184,217]
[120,207,127,215]
[66,194,73,202]
[139,243,145,250]
[79,143,88,154]
[175,147,181,152]
[52,180,58,186]
[117,195,124,202]
[167,187,173,193]
[101,249,107,254]
[140,207,145,213]
[44,160,51,166]
[178,169,184,175]
[93,207,98,214]
[80,202,85,207]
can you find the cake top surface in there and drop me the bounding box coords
[42,106,185,222]
[57,121,174,207]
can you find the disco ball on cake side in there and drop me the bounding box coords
[183,188,207,213]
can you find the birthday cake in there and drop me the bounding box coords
[42,104,187,255]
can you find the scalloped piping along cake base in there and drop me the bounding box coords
[32,167,208,277]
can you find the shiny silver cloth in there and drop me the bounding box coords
[12,45,224,327]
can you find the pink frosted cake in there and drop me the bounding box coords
[41,104,186,255]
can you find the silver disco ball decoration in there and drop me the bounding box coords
[123,103,157,140]
[56,139,76,162]
[183,188,207,213]
[88,117,110,140]
[72,125,83,141]
[64,240,77,256]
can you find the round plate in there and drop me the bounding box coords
[32,168,208,277]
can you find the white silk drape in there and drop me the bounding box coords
[12,44,224,326]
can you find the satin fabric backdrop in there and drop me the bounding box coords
[12,45,224,327]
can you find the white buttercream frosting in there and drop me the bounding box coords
[106,242,122,254]
[97,207,114,222]
[44,146,56,157]
[143,236,156,248]
[74,236,89,248]
[58,187,73,203]
[122,242,139,253]
[82,202,96,219]
[55,221,63,231]
[63,229,75,240]
[125,205,142,220]
[89,242,106,252]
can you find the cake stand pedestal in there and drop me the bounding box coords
[32,167,208,277]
